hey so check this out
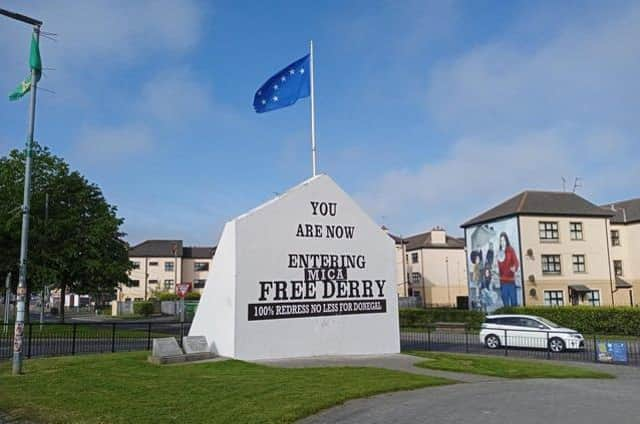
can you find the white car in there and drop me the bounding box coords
[479,314,585,352]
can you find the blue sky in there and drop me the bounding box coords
[1,0,639,245]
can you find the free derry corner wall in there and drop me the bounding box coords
[189,174,400,360]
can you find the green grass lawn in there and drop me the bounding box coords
[409,351,614,379]
[0,352,452,424]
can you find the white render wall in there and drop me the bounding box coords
[190,174,400,360]
[188,221,237,357]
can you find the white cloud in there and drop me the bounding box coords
[356,2,640,236]
[426,3,640,133]
[137,67,215,124]
[0,0,206,104]
[73,124,153,162]
[356,127,637,236]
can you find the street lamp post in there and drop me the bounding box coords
[1,7,43,376]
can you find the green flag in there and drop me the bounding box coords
[8,33,42,101]
[9,75,32,101]
[29,32,42,81]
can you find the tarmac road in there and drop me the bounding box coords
[298,356,640,424]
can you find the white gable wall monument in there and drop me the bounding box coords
[189,174,400,360]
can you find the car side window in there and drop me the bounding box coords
[517,318,539,328]
[500,317,520,326]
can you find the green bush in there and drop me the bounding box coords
[496,306,640,336]
[157,292,179,301]
[184,291,201,300]
[400,308,485,329]
[133,301,154,317]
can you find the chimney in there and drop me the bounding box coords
[431,226,446,245]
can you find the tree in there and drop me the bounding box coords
[0,143,132,321]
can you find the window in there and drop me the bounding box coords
[585,290,600,306]
[149,279,158,285]
[194,262,209,272]
[164,279,174,290]
[611,230,620,246]
[614,260,623,276]
[541,255,562,274]
[520,318,545,329]
[131,261,140,269]
[149,261,158,266]
[134,297,143,302]
[411,252,419,264]
[410,272,422,284]
[544,290,564,306]
[129,279,140,287]
[193,279,206,289]
[569,222,583,240]
[539,221,559,241]
[572,255,586,273]
[164,261,174,272]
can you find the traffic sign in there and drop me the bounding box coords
[176,283,191,298]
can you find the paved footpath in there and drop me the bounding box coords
[259,354,640,424]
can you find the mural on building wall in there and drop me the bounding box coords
[466,217,523,313]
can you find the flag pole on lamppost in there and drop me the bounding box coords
[0,7,43,375]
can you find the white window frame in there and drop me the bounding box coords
[539,221,559,241]
[585,290,601,306]
[569,222,583,240]
[544,290,564,306]
[541,254,562,274]
[572,254,586,273]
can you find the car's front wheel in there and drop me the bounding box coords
[485,334,501,349]
[548,337,565,353]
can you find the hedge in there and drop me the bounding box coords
[133,301,154,317]
[496,306,640,336]
[400,308,485,329]
[156,292,179,301]
[184,291,201,300]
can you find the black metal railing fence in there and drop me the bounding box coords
[401,325,640,366]
[0,321,191,359]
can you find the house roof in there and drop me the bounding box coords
[183,246,216,259]
[129,240,216,258]
[389,231,465,250]
[601,198,640,225]
[462,191,614,228]
[129,240,183,257]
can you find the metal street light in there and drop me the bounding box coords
[1,7,43,375]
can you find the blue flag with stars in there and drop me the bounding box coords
[253,54,310,113]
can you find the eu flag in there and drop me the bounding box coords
[253,54,310,113]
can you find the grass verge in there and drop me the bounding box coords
[409,351,614,379]
[0,351,452,424]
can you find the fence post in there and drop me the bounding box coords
[147,322,152,350]
[179,322,184,347]
[465,325,469,353]
[71,323,77,355]
[27,322,33,359]
[111,323,116,353]
[546,331,550,359]
[427,326,432,351]
[593,335,598,363]
[504,329,508,356]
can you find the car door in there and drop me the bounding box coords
[500,317,526,347]
[517,318,548,349]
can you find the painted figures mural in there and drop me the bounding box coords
[466,218,523,312]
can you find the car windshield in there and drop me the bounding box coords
[536,317,562,328]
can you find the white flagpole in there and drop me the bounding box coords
[310,40,317,177]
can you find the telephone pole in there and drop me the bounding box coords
[1,7,43,375]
